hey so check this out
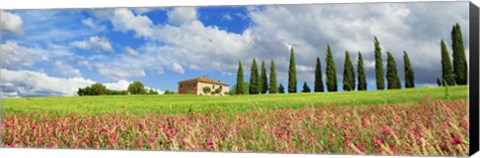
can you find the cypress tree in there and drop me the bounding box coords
[302,82,311,93]
[249,58,260,94]
[437,78,442,86]
[451,23,468,85]
[342,51,355,91]
[403,51,415,88]
[374,36,385,90]
[386,52,401,89]
[278,84,285,93]
[269,60,278,93]
[236,61,244,95]
[357,52,367,91]
[260,60,268,94]
[288,47,297,93]
[441,39,455,86]
[314,57,324,92]
[326,45,338,92]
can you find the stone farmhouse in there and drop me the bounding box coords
[177,77,229,96]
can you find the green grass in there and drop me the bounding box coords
[1,86,468,116]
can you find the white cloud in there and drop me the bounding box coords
[70,36,113,52]
[53,60,82,77]
[0,69,161,98]
[167,7,197,25]
[1,40,49,68]
[96,63,146,80]
[124,46,140,56]
[222,12,233,21]
[81,18,96,28]
[0,10,23,35]
[171,62,184,74]
[111,8,154,37]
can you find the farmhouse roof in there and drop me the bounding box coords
[177,77,229,86]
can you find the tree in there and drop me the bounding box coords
[314,57,324,92]
[203,87,212,94]
[441,39,455,86]
[249,58,260,94]
[148,89,159,95]
[269,60,278,93]
[451,23,468,85]
[302,82,311,93]
[236,61,245,95]
[278,83,285,93]
[230,82,249,95]
[343,51,355,91]
[403,51,415,88]
[437,78,442,87]
[326,45,337,92]
[357,52,367,91]
[260,60,268,94]
[374,36,385,90]
[386,52,401,89]
[128,81,146,95]
[288,47,297,93]
[90,83,107,95]
[164,90,175,94]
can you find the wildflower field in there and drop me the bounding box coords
[1,86,469,156]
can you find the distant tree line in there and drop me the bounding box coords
[77,81,159,96]
[233,23,466,95]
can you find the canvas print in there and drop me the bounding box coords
[0,1,476,156]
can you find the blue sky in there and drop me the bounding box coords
[0,2,469,97]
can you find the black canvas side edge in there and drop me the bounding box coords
[470,1,480,156]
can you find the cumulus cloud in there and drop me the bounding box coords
[0,10,23,35]
[0,40,48,68]
[53,60,82,77]
[167,7,197,25]
[96,63,146,80]
[0,69,161,98]
[70,36,114,52]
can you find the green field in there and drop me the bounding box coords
[1,86,468,116]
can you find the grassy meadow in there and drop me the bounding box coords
[2,86,468,115]
[1,86,470,156]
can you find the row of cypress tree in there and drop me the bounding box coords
[438,23,468,86]
[234,23,466,95]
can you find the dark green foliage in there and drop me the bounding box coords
[314,57,324,92]
[374,36,385,90]
[278,83,285,93]
[236,61,245,95]
[128,81,147,95]
[342,51,355,91]
[249,58,260,94]
[451,23,468,85]
[441,40,455,86]
[269,60,278,93]
[288,47,297,93]
[260,60,268,94]
[357,52,367,91]
[403,51,415,88]
[90,83,107,95]
[78,83,128,96]
[437,78,442,87]
[230,82,250,95]
[164,90,175,94]
[203,87,212,94]
[147,89,159,95]
[386,52,401,89]
[302,82,311,93]
[325,45,337,92]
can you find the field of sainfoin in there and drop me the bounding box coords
[1,86,469,156]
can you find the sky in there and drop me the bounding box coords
[0,2,470,98]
